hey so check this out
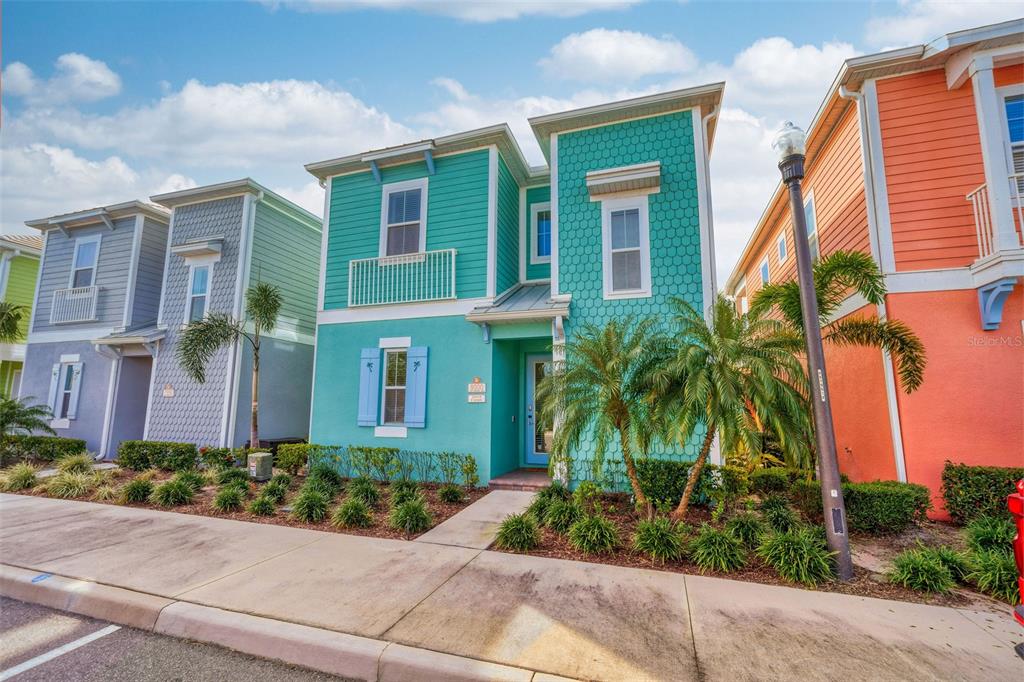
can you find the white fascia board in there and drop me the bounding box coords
[317,297,491,325]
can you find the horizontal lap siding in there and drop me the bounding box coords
[994,64,1023,87]
[496,155,520,295]
[130,218,168,326]
[877,69,985,271]
[251,202,321,337]
[323,150,489,309]
[6,255,39,340]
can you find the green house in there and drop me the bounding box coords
[0,235,42,398]
[306,85,723,486]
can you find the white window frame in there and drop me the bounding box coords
[601,195,652,300]
[741,296,750,314]
[380,348,408,426]
[379,177,428,258]
[759,258,770,286]
[69,234,101,289]
[997,85,1024,197]
[184,262,214,324]
[777,233,788,263]
[530,201,552,265]
[804,191,820,261]
[55,362,76,421]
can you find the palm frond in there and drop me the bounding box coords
[0,302,26,344]
[175,313,242,383]
[0,396,55,436]
[245,282,283,334]
[824,316,927,392]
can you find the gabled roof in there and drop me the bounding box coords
[0,234,43,255]
[25,201,170,232]
[151,178,321,230]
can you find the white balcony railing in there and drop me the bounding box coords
[348,248,456,307]
[967,173,1024,260]
[50,286,99,324]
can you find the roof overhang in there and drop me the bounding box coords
[93,325,165,356]
[0,237,42,257]
[586,162,661,198]
[25,201,169,233]
[465,284,570,324]
[170,237,224,259]
[150,178,321,229]
[529,82,725,162]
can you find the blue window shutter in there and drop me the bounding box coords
[67,363,84,420]
[357,348,380,426]
[47,364,60,414]
[404,346,428,428]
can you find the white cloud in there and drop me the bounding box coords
[265,0,642,22]
[273,180,326,218]
[864,0,1022,48]
[540,28,697,83]
[1,53,122,104]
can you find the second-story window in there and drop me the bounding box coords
[601,196,651,299]
[188,265,210,322]
[381,179,428,257]
[1004,93,1023,193]
[777,233,788,263]
[71,236,100,288]
[804,193,820,261]
[382,349,407,425]
[531,202,552,264]
[760,258,770,285]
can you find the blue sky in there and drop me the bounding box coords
[3,0,1020,277]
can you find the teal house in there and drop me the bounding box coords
[306,85,723,485]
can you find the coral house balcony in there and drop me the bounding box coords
[348,248,457,307]
[50,286,99,324]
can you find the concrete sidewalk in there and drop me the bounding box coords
[1,493,1020,681]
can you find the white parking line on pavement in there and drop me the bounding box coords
[0,624,121,681]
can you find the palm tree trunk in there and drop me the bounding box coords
[250,342,260,450]
[670,426,716,522]
[618,423,651,518]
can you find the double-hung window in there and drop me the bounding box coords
[1003,93,1023,194]
[601,196,651,299]
[382,349,407,425]
[531,202,552,264]
[759,258,770,286]
[187,265,211,322]
[48,360,83,424]
[381,179,427,257]
[71,236,100,288]
[777,233,788,263]
[804,193,820,261]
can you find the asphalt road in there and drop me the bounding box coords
[0,597,351,681]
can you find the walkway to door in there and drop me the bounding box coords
[415,490,535,549]
[489,469,551,491]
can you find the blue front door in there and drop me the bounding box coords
[525,354,552,466]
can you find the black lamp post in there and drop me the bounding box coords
[772,121,854,581]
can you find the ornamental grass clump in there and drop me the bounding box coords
[725,511,766,549]
[216,468,250,487]
[307,462,344,495]
[528,482,570,522]
[567,514,619,555]
[390,481,422,508]
[389,497,432,534]
[302,476,338,500]
[119,478,153,504]
[332,498,373,528]
[174,470,205,493]
[760,495,800,533]
[920,545,972,583]
[262,480,288,503]
[150,478,194,507]
[543,498,583,534]
[888,548,955,593]
[291,490,329,523]
[758,528,835,585]
[247,495,276,516]
[495,513,540,551]
[437,483,465,504]
[964,515,1014,554]
[56,453,93,475]
[632,517,686,563]
[270,473,291,488]
[347,476,380,507]
[2,462,37,491]
[92,485,117,502]
[212,486,245,513]
[967,549,1018,604]
[690,524,746,573]
[46,472,93,499]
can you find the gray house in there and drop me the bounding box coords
[144,179,322,449]
[22,201,172,456]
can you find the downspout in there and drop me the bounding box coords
[839,85,908,483]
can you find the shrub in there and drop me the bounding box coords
[941,461,1024,524]
[495,513,539,551]
[789,479,822,521]
[0,435,86,463]
[92,485,117,502]
[270,473,291,488]
[2,463,37,491]
[461,454,479,489]
[174,470,205,493]
[212,486,244,512]
[247,495,276,516]
[332,498,373,528]
[119,478,153,504]
[760,495,799,533]
[57,453,93,474]
[889,548,954,593]
[725,511,766,549]
[750,468,790,495]
[635,459,748,508]
[528,482,570,521]
[572,480,602,513]
[544,498,583,534]
[291,490,329,523]
[967,549,1019,604]
[303,476,339,501]
[216,467,250,487]
[389,498,432,534]
[150,478,194,507]
[758,528,835,585]
[632,517,686,563]
[116,441,198,472]
[221,480,250,498]
[567,515,619,555]
[690,524,746,573]
[308,462,344,494]
[262,481,288,503]
[965,515,1014,554]
[348,476,380,506]
[199,447,237,470]
[919,546,972,583]
[390,484,422,509]
[437,483,465,504]
[276,443,311,475]
[45,472,93,498]
[843,481,930,534]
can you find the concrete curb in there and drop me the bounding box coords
[0,564,568,681]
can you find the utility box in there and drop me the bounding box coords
[248,451,273,482]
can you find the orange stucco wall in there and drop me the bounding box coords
[886,287,1024,517]
[876,69,987,271]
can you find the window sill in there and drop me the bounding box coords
[50,418,70,430]
[602,289,652,301]
[374,425,408,438]
[529,255,552,265]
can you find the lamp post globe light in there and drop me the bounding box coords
[772,121,854,581]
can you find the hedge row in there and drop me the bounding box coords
[0,435,87,465]
[634,459,748,507]
[116,441,198,472]
[941,461,1023,524]
[791,478,930,534]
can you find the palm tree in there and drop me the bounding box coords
[537,316,672,515]
[751,250,926,392]
[653,296,813,522]
[0,302,26,344]
[176,282,282,449]
[0,397,54,437]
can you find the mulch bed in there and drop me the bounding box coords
[19,467,487,541]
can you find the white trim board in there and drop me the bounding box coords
[550,133,560,297]
[317,297,491,325]
[486,146,498,298]
[317,177,332,311]
[530,202,552,265]
[121,215,145,328]
[600,195,652,301]
[28,327,117,344]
